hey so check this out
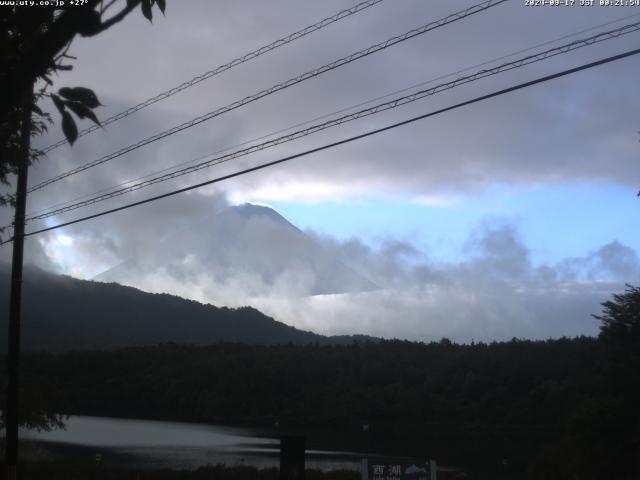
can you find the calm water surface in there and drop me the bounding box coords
[22,416,362,471]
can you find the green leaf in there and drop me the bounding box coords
[64,100,101,127]
[141,0,152,22]
[58,87,74,99]
[156,0,166,14]
[61,111,78,145]
[51,94,65,114]
[58,87,102,109]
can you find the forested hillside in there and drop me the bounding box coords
[0,265,372,351]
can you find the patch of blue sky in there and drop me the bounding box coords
[262,181,638,266]
[503,182,638,266]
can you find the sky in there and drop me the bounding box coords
[1,0,639,342]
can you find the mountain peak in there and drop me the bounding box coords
[231,203,277,216]
[97,203,377,297]
[229,203,292,222]
[223,203,301,234]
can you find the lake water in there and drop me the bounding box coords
[21,416,363,471]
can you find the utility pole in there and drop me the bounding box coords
[5,83,33,480]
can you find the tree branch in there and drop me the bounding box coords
[0,0,142,123]
[95,0,141,34]
[101,0,120,15]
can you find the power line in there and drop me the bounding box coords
[2,47,636,245]
[25,11,640,219]
[28,0,509,193]
[25,21,640,222]
[40,0,386,153]
[25,21,640,220]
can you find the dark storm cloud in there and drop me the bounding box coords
[15,0,639,212]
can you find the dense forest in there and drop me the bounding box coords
[4,326,639,478]
[1,274,638,478]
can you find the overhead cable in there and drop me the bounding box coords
[40,0,387,153]
[26,11,640,218]
[1,46,635,245]
[26,21,640,222]
[29,0,509,193]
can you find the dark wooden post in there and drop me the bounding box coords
[5,83,33,480]
[280,435,305,480]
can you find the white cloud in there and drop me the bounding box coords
[251,283,608,342]
[228,179,375,205]
[56,234,74,246]
[14,0,639,219]
[410,193,464,207]
[24,199,637,343]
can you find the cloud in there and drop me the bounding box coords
[8,0,636,216]
[252,222,635,342]
[228,179,377,205]
[13,197,637,343]
[0,1,638,344]
[411,194,463,207]
[0,190,229,280]
[556,240,640,282]
[250,283,608,343]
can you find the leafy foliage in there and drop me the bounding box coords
[0,0,166,207]
[594,284,640,346]
[60,110,79,145]
[52,87,102,145]
[585,285,640,479]
[58,86,102,108]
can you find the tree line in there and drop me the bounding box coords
[0,335,633,478]
[2,286,638,478]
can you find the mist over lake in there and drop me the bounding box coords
[22,416,362,471]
